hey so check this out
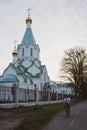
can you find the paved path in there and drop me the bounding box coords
[41,100,87,130]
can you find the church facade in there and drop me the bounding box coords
[0,14,50,91]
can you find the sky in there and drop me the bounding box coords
[0,0,87,81]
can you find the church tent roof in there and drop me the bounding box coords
[21,28,36,45]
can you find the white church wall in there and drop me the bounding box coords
[27,83,34,90]
[18,48,22,58]
[40,71,50,91]
[36,46,40,59]
[28,44,39,60]
[43,69,50,83]
[34,49,38,60]
[19,82,27,88]
[40,74,45,88]
[0,82,13,87]
[18,45,24,58]
[17,75,25,84]
[25,47,30,57]
[31,78,42,90]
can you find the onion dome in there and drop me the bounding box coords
[12,50,18,56]
[12,43,18,56]
[26,17,32,24]
[26,8,32,24]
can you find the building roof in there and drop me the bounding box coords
[0,74,19,83]
[21,26,36,45]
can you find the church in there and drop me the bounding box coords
[0,12,50,91]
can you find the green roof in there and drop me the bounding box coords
[21,27,36,45]
[0,74,19,83]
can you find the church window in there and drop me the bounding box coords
[30,48,33,56]
[22,48,24,56]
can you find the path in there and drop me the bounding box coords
[41,100,87,130]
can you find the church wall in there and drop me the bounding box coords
[34,48,39,60]
[24,47,30,58]
[17,75,25,84]
[0,82,13,87]
[19,82,27,88]
[18,44,39,61]
[31,78,42,90]
[42,69,50,83]
[40,75,45,88]
[18,46,22,58]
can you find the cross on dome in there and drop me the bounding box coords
[27,8,31,18]
[12,40,18,56]
[13,40,17,51]
[26,8,32,24]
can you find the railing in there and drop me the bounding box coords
[0,86,75,107]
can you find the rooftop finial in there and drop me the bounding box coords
[26,8,32,24]
[13,40,17,51]
[27,8,31,18]
[12,40,18,56]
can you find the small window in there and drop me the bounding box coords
[30,48,33,56]
[22,48,24,56]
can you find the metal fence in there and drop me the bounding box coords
[0,86,75,105]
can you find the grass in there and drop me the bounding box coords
[0,100,80,130]
[14,103,64,130]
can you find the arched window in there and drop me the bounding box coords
[30,48,33,56]
[22,48,24,56]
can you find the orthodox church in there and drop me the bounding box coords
[0,12,50,91]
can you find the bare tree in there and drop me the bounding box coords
[60,47,87,99]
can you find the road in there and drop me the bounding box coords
[41,100,87,130]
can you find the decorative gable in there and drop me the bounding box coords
[3,65,17,76]
[22,59,32,68]
[27,64,40,76]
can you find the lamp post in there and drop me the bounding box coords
[34,84,38,104]
[34,84,37,101]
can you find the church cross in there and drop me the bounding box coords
[27,8,31,17]
[13,40,17,50]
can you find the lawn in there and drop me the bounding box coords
[0,100,78,130]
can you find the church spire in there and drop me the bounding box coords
[21,9,36,45]
[12,41,18,64]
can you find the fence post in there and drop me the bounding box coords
[48,88,50,103]
[36,88,38,105]
[56,91,58,101]
[15,84,19,106]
